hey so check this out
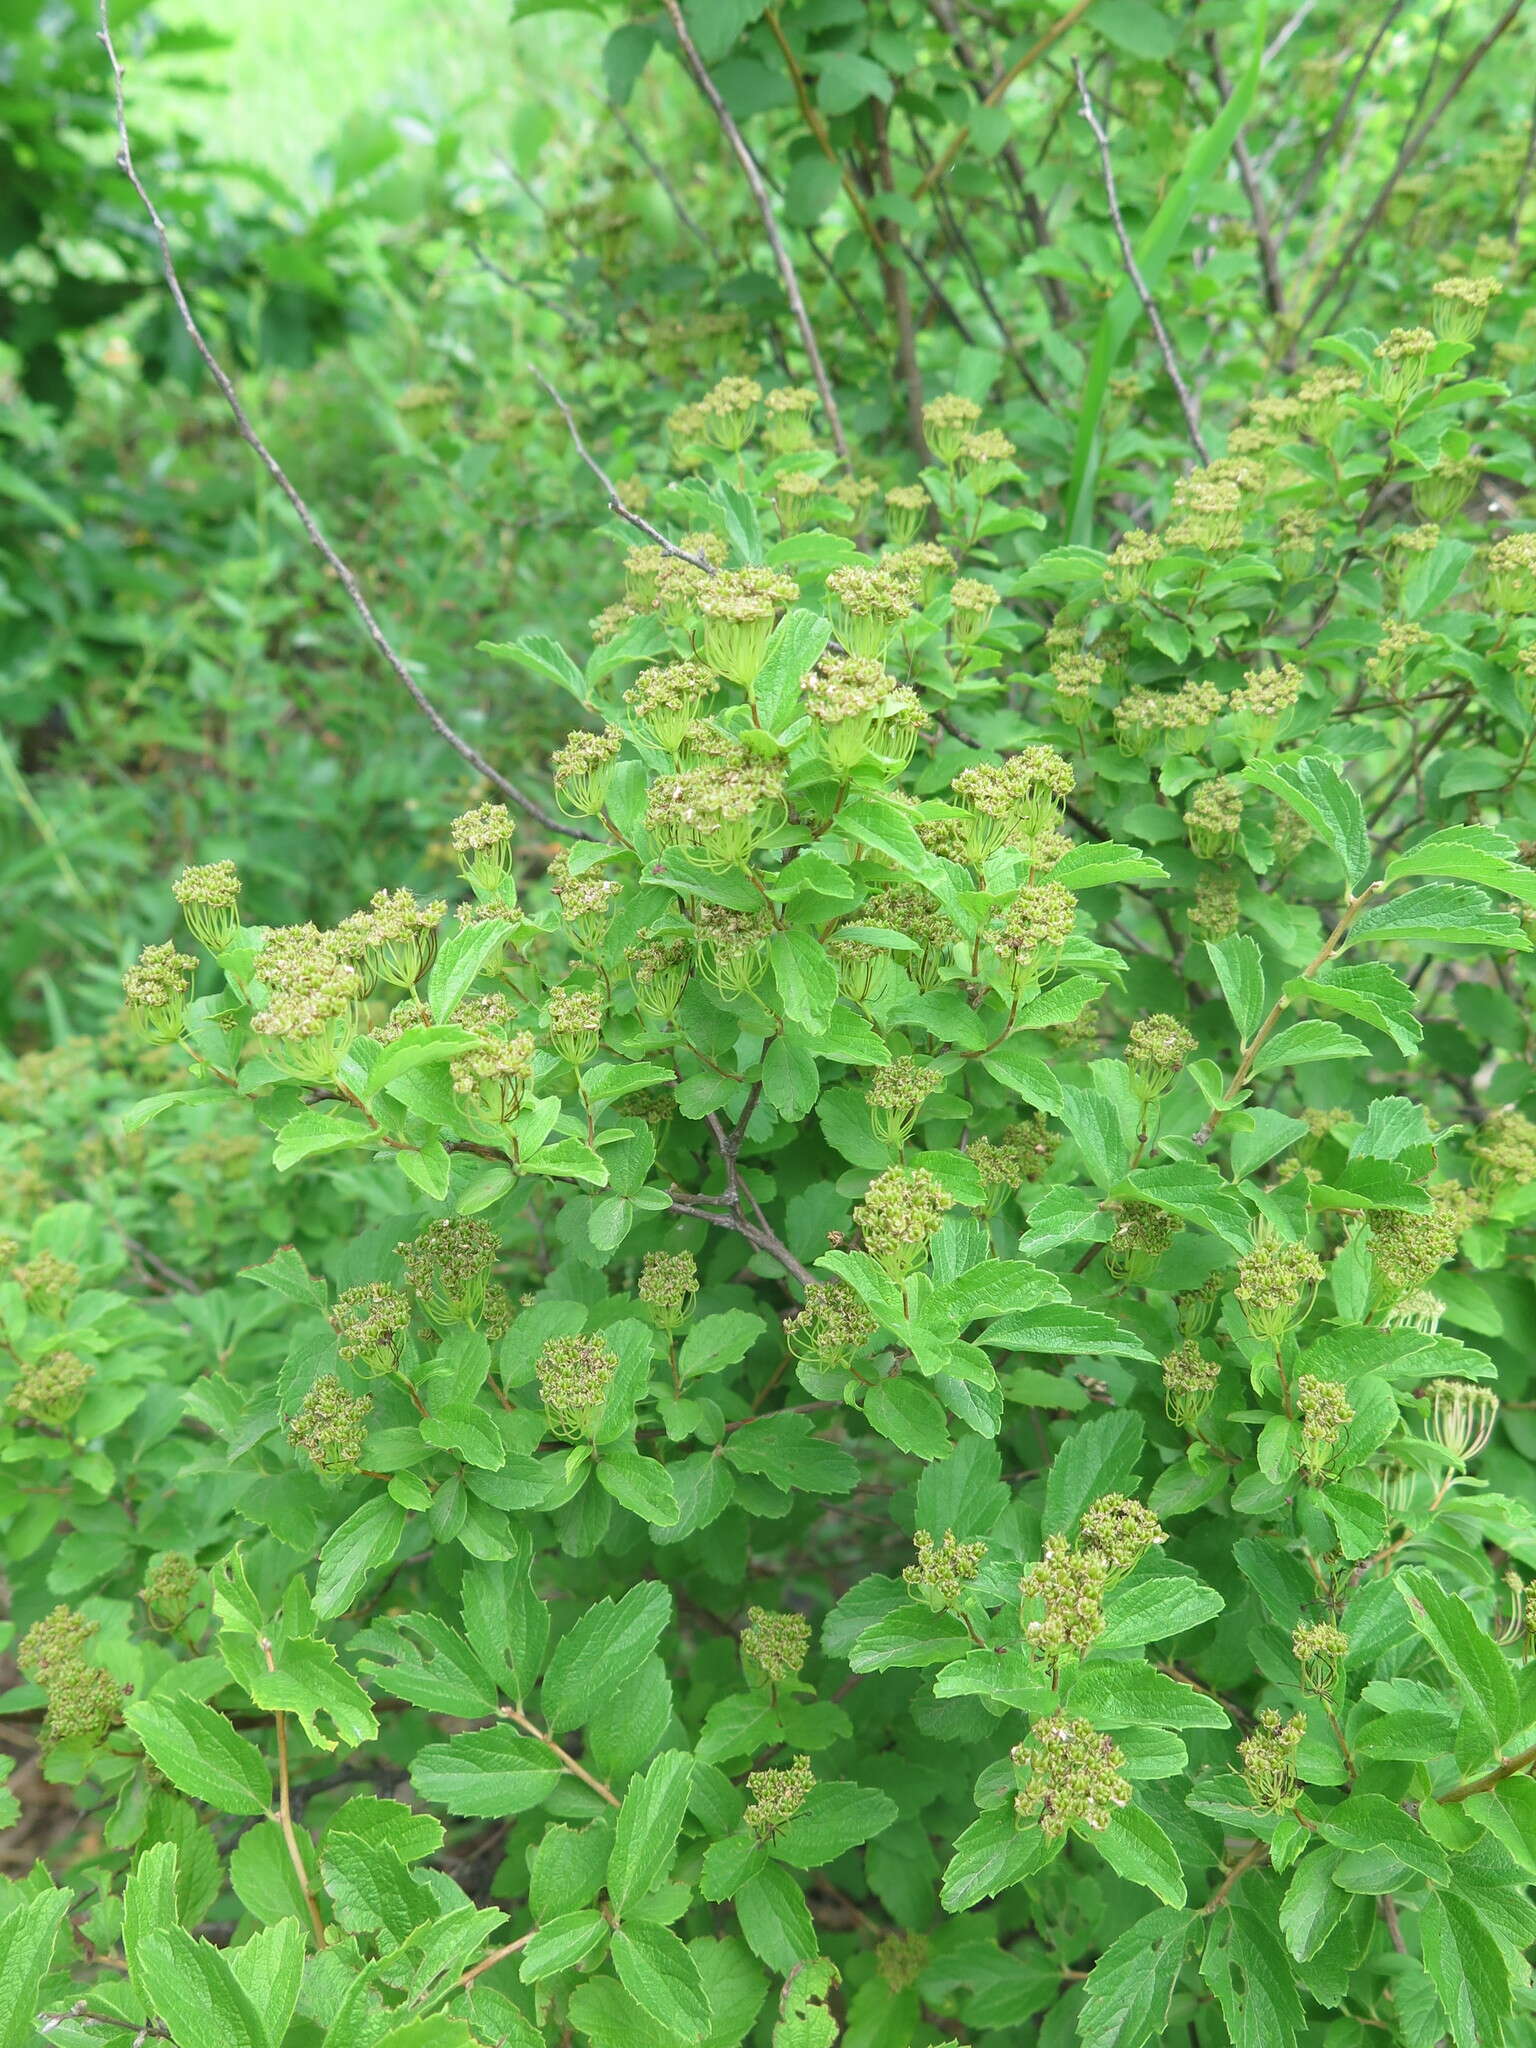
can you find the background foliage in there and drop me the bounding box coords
[4,0,1536,2041]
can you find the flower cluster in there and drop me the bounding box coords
[6,1349,93,1427]
[396,1217,498,1326]
[450,802,516,890]
[331,1282,412,1375]
[288,1375,373,1475]
[1103,1201,1179,1281]
[172,859,242,950]
[904,1528,987,1610]
[250,924,361,1076]
[1426,1377,1499,1461]
[19,1606,124,1752]
[866,1056,940,1146]
[536,1334,619,1440]
[1297,1375,1355,1480]
[1013,1716,1130,1836]
[1239,1708,1305,1810]
[140,1552,201,1631]
[784,1282,878,1366]
[745,1755,815,1841]
[638,1250,698,1331]
[854,1164,953,1277]
[741,1606,811,1685]
[1235,1239,1324,1341]
[969,1116,1060,1205]
[1162,1340,1221,1428]
[952,746,1075,858]
[1127,1014,1196,1097]
[1184,776,1244,860]
[123,941,198,1043]
[1078,1494,1166,1576]
[553,727,623,815]
[1020,1535,1109,1662]
[1292,1620,1349,1696]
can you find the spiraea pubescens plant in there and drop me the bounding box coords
[13,298,1536,2045]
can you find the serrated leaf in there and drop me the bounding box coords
[1077,1904,1192,2047]
[125,1696,273,1816]
[1243,756,1369,888]
[1092,1804,1186,1905]
[1205,933,1267,1040]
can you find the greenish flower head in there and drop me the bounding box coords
[826,564,914,659]
[396,1216,498,1327]
[288,1375,372,1476]
[331,1282,412,1376]
[1292,1619,1349,1697]
[904,1527,987,1611]
[1104,1200,1179,1281]
[922,393,983,465]
[745,1754,814,1841]
[172,859,241,951]
[1184,775,1244,860]
[552,726,623,817]
[140,1552,201,1631]
[1426,1377,1498,1462]
[1078,1493,1166,1577]
[741,1605,811,1685]
[1163,1339,1221,1428]
[638,1250,697,1331]
[855,1164,953,1277]
[1297,1374,1354,1480]
[784,1281,878,1366]
[19,1605,123,1753]
[1020,1535,1109,1663]
[1127,1013,1197,1098]
[865,1055,940,1146]
[123,940,198,1044]
[450,802,516,892]
[537,1333,619,1441]
[1235,1238,1324,1341]
[624,661,716,753]
[1013,1714,1130,1835]
[1239,1707,1305,1811]
[7,1348,93,1428]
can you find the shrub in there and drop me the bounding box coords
[8,310,1536,2045]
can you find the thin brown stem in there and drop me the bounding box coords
[504,1705,621,1808]
[259,1639,328,1948]
[536,371,719,571]
[661,0,849,463]
[916,0,1098,196]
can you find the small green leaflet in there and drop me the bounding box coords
[1345,883,1530,953]
[1243,756,1369,888]
[1288,961,1422,1054]
[1077,1905,1192,2048]
[1245,1019,1368,1078]
[1091,1805,1186,1906]
[1206,933,1268,1040]
[125,1695,273,1816]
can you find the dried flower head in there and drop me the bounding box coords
[1020,1536,1109,1662]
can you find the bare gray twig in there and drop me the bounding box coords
[1074,62,1211,465]
[534,373,720,571]
[660,0,850,465]
[98,0,588,844]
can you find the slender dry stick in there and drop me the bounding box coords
[1205,38,1285,317]
[600,90,720,257]
[1073,62,1212,466]
[660,0,850,464]
[258,1639,328,1949]
[916,0,1098,196]
[1510,83,1536,258]
[453,1932,534,1991]
[535,372,719,571]
[96,0,586,844]
[1275,0,1409,238]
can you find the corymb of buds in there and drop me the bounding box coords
[123,941,198,1044]
[450,803,516,893]
[552,727,622,817]
[1175,1270,1227,1339]
[698,568,798,686]
[1367,1200,1461,1313]
[19,1606,124,1754]
[1487,533,1536,616]
[546,986,603,1066]
[741,1605,811,1687]
[745,1755,814,1842]
[340,889,446,992]
[172,860,241,952]
[1297,1375,1355,1482]
[1414,454,1480,524]
[396,1216,498,1327]
[952,745,1075,860]
[1426,1377,1499,1463]
[536,1333,619,1441]
[6,1349,93,1430]
[452,1016,535,1126]
[645,759,788,872]
[763,383,817,454]
[865,1056,940,1148]
[288,1375,372,1476]
[1127,1014,1196,1103]
[956,429,1015,493]
[1374,326,1437,405]
[875,1933,929,1995]
[692,902,773,996]
[948,577,997,647]
[904,1528,986,1612]
[1183,775,1244,861]
[991,882,1078,993]
[1103,1200,1179,1282]
[970,1117,1059,1213]
[854,1164,953,1278]
[1239,1708,1305,1811]
[698,374,763,452]
[1161,679,1225,753]
[330,1282,411,1377]
[630,937,689,1021]
[884,482,930,546]
[887,540,956,604]
[1013,1715,1130,1836]
[1078,1493,1166,1578]
[12,1250,80,1317]
[1020,1536,1108,1664]
[826,564,914,661]
[624,661,716,754]
[922,393,983,466]
[1231,663,1304,750]
[1431,274,1502,342]
[803,656,897,776]
[1468,1106,1536,1195]
[1292,1620,1349,1697]
[549,853,620,951]
[1235,1238,1324,1342]
[140,1551,200,1632]
[251,924,361,1080]
[1163,1339,1221,1430]
[638,1250,698,1333]
[784,1281,878,1367]
[1106,527,1165,599]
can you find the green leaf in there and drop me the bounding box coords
[272,1109,375,1171]
[1068,1662,1229,1730]
[769,927,839,1034]
[420,1402,506,1472]
[1316,1792,1451,1881]
[1421,1891,1513,2048]
[1077,1905,1192,2048]
[1200,1885,1305,2048]
[941,1806,1061,1911]
[608,1751,694,1914]
[541,1581,672,1733]
[863,1376,951,1459]
[1289,961,1422,1054]
[314,1495,407,1620]
[1245,1019,1368,1078]
[1386,824,1536,902]
[1043,1411,1145,1536]
[724,1414,858,1494]
[410,1728,562,1817]
[428,918,513,1021]
[125,1696,273,1816]
[678,1309,764,1379]
[847,1606,972,1672]
[597,1449,682,1525]
[364,1024,483,1098]
[1092,1805,1186,1905]
[1099,1575,1225,1649]
[1345,884,1530,953]
[751,610,831,734]
[1242,757,1369,888]
[736,1865,818,1974]
[1278,1847,1349,1961]
[1397,1568,1520,1747]
[135,1929,268,2048]
[519,1909,611,1983]
[772,1782,899,1868]
[1120,1163,1251,1249]
[1050,842,1169,892]
[1206,934,1268,1041]
[0,1887,70,2048]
